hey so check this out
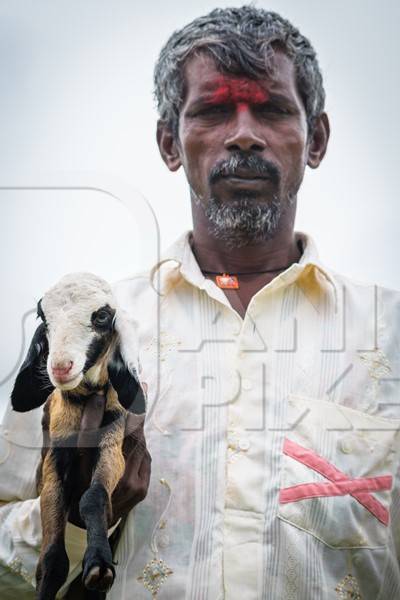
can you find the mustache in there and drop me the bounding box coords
[209,152,280,185]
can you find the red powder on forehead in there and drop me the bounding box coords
[208,76,269,108]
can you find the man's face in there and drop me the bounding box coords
[159,51,324,247]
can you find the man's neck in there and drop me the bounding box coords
[189,225,302,319]
[190,229,301,274]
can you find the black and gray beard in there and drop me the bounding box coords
[204,193,282,249]
[192,151,292,248]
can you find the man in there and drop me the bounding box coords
[1,5,400,599]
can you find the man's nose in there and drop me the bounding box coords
[224,106,267,152]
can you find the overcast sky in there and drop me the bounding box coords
[0,0,399,418]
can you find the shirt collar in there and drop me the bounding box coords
[150,230,338,310]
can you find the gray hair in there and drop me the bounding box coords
[154,5,325,137]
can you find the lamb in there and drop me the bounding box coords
[10,272,146,600]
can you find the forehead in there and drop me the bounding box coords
[42,280,114,318]
[181,51,301,106]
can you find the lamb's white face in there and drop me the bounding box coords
[39,272,116,390]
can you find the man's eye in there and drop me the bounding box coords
[196,104,230,117]
[257,103,288,116]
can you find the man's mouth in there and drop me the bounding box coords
[208,154,281,188]
[220,169,270,180]
[222,175,270,181]
[217,172,274,187]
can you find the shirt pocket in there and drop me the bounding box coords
[278,394,400,549]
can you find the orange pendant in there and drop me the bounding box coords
[215,274,239,289]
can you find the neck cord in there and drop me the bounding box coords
[201,264,293,276]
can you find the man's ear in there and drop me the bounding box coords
[307,112,330,169]
[156,119,182,172]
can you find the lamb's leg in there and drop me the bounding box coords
[36,447,75,600]
[79,406,125,592]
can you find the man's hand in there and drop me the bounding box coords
[65,393,151,528]
[111,408,152,523]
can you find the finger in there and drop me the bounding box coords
[122,414,146,456]
[124,412,145,436]
[78,393,106,449]
[123,435,147,469]
[111,448,151,514]
[132,452,151,504]
[117,452,151,509]
[138,451,152,483]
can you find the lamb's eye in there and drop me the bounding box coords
[95,310,110,325]
[91,305,114,330]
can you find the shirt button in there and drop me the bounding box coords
[238,438,250,451]
[228,436,238,450]
[157,533,170,548]
[242,378,252,391]
[358,537,368,546]
[341,440,353,454]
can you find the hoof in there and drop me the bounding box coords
[82,549,115,592]
[83,564,115,592]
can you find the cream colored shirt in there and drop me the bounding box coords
[0,231,400,599]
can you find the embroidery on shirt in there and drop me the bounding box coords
[137,558,173,599]
[8,556,35,586]
[137,478,174,598]
[143,331,180,435]
[144,330,181,362]
[335,573,362,599]
[282,488,306,600]
[283,544,300,600]
[358,349,391,402]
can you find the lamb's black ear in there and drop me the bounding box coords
[11,323,54,412]
[108,344,145,414]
